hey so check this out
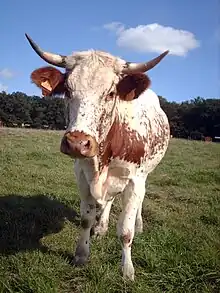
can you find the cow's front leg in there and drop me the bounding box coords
[93,197,114,237]
[74,172,96,265]
[117,178,146,281]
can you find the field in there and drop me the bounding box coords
[0,127,220,293]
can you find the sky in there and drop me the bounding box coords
[0,0,219,102]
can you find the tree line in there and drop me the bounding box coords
[0,91,219,140]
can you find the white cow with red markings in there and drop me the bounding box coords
[26,33,170,280]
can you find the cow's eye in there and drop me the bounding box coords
[109,91,115,97]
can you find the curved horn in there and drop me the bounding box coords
[122,50,169,74]
[25,33,66,68]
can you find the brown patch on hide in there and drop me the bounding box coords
[116,73,151,101]
[99,116,170,167]
[31,66,65,96]
[100,119,146,166]
[121,231,132,244]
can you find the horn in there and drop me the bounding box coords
[122,50,169,74]
[25,33,66,68]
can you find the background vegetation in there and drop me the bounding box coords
[0,91,219,140]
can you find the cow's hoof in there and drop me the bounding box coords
[122,263,135,281]
[74,245,89,265]
[73,255,88,266]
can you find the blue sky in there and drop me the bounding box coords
[0,0,219,102]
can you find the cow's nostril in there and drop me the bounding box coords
[84,140,90,148]
[80,140,90,149]
[80,140,92,156]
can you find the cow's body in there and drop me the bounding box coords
[25,34,170,280]
[72,88,170,279]
[76,87,169,205]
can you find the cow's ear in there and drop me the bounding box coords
[116,73,151,101]
[30,66,65,96]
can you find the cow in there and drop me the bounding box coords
[25,33,170,281]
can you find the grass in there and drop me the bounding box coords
[0,127,220,293]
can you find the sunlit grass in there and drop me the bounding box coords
[0,127,220,293]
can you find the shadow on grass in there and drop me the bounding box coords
[0,194,80,261]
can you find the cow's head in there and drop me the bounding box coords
[26,34,169,161]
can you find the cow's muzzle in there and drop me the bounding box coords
[60,131,98,158]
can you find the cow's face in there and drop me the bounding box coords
[63,51,124,155]
[26,34,169,159]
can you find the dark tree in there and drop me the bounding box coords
[0,91,219,140]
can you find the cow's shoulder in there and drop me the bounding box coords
[100,89,169,167]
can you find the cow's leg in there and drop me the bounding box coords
[117,178,146,280]
[93,197,114,237]
[135,200,144,233]
[74,171,96,265]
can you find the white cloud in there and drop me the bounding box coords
[103,22,200,56]
[103,22,125,33]
[0,68,15,79]
[0,83,8,92]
